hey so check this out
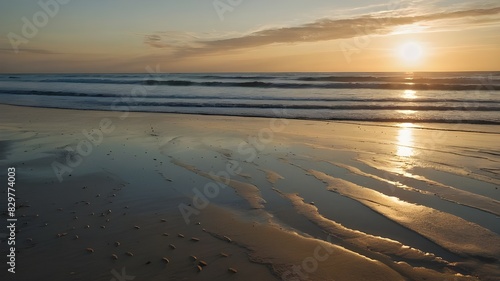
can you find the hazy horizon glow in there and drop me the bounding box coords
[1,0,499,73]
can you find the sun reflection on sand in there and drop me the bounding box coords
[397,123,415,157]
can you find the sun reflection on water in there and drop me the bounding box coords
[402,90,417,99]
[397,110,417,115]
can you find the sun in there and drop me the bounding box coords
[398,42,423,63]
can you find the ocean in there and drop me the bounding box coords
[0,72,499,124]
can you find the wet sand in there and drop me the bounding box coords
[0,104,499,281]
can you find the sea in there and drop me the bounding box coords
[0,72,499,124]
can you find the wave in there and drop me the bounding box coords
[143,80,499,91]
[294,75,500,84]
[195,75,279,80]
[40,78,136,84]
[1,90,499,104]
[107,101,500,112]
[152,72,500,83]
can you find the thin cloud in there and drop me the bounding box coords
[145,6,500,58]
[0,47,63,55]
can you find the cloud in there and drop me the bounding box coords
[145,6,500,58]
[0,47,62,55]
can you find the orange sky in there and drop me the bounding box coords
[1,0,499,73]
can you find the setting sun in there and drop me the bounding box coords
[398,42,424,63]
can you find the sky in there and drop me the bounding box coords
[0,0,499,73]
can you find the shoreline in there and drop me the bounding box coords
[1,104,499,280]
[1,103,500,128]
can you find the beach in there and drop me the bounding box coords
[0,104,499,281]
[2,0,500,279]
